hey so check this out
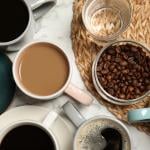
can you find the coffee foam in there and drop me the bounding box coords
[75,118,130,150]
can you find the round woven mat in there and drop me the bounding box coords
[71,0,150,135]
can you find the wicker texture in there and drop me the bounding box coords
[71,0,150,135]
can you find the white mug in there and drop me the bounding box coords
[0,0,56,51]
[0,107,73,150]
[63,102,132,150]
[13,41,93,105]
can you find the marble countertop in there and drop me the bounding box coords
[7,0,150,149]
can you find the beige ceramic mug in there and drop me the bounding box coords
[13,41,93,105]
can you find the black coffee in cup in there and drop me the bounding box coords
[75,118,131,150]
[0,125,56,150]
[0,0,29,42]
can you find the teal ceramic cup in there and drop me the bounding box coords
[0,52,16,114]
[128,107,150,123]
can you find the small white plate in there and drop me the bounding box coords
[0,105,76,150]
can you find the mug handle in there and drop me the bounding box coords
[31,0,56,20]
[127,80,150,123]
[63,102,86,127]
[128,107,150,123]
[42,108,60,129]
[42,102,86,128]
[64,83,93,105]
[40,102,107,150]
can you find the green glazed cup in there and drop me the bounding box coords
[128,107,150,123]
[0,52,16,113]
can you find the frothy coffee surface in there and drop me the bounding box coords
[75,119,130,150]
[17,43,69,96]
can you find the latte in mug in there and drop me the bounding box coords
[14,42,69,97]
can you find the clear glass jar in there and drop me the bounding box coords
[92,40,150,105]
[82,0,132,42]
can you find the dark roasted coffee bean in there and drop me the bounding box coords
[126,93,131,99]
[131,47,138,52]
[125,81,129,86]
[101,77,108,86]
[140,86,145,92]
[122,77,126,81]
[109,64,115,71]
[115,57,121,63]
[120,83,124,87]
[122,69,129,74]
[108,83,114,88]
[133,80,138,86]
[122,86,127,93]
[117,65,121,70]
[128,57,135,63]
[101,69,109,74]
[108,49,116,55]
[128,86,134,92]
[128,80,132,84]
[101,53,106,59]
[147,85,150,90]
[128,72,133,76]
[143,72,149,77]
[120,60,128,66]
[106,75,112,81]
[136,73,141,79]
[114,85,118,91]
[103,62,110,69]
[119,94,126,99]
[115,47,121,53]
[113,68,118,73]
[145,65,149,72]
[123,53,128,60]
[127,76,131,81]
[145,79,150,84]
[107,55,111,60]
[135,88,141,94]
[107,88,115,95]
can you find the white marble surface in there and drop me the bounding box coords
[6,0,150,149]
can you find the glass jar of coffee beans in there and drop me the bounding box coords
[92,40,150,105]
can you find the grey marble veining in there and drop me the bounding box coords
[7,0,150,149]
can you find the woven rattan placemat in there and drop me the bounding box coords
[71,0,150,135]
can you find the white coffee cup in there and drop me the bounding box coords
[0,0,56,51]
[0,108,71,150]
[63,102,132,150]
[13,41,93,105]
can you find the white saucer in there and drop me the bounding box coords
[0,106,76,150]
